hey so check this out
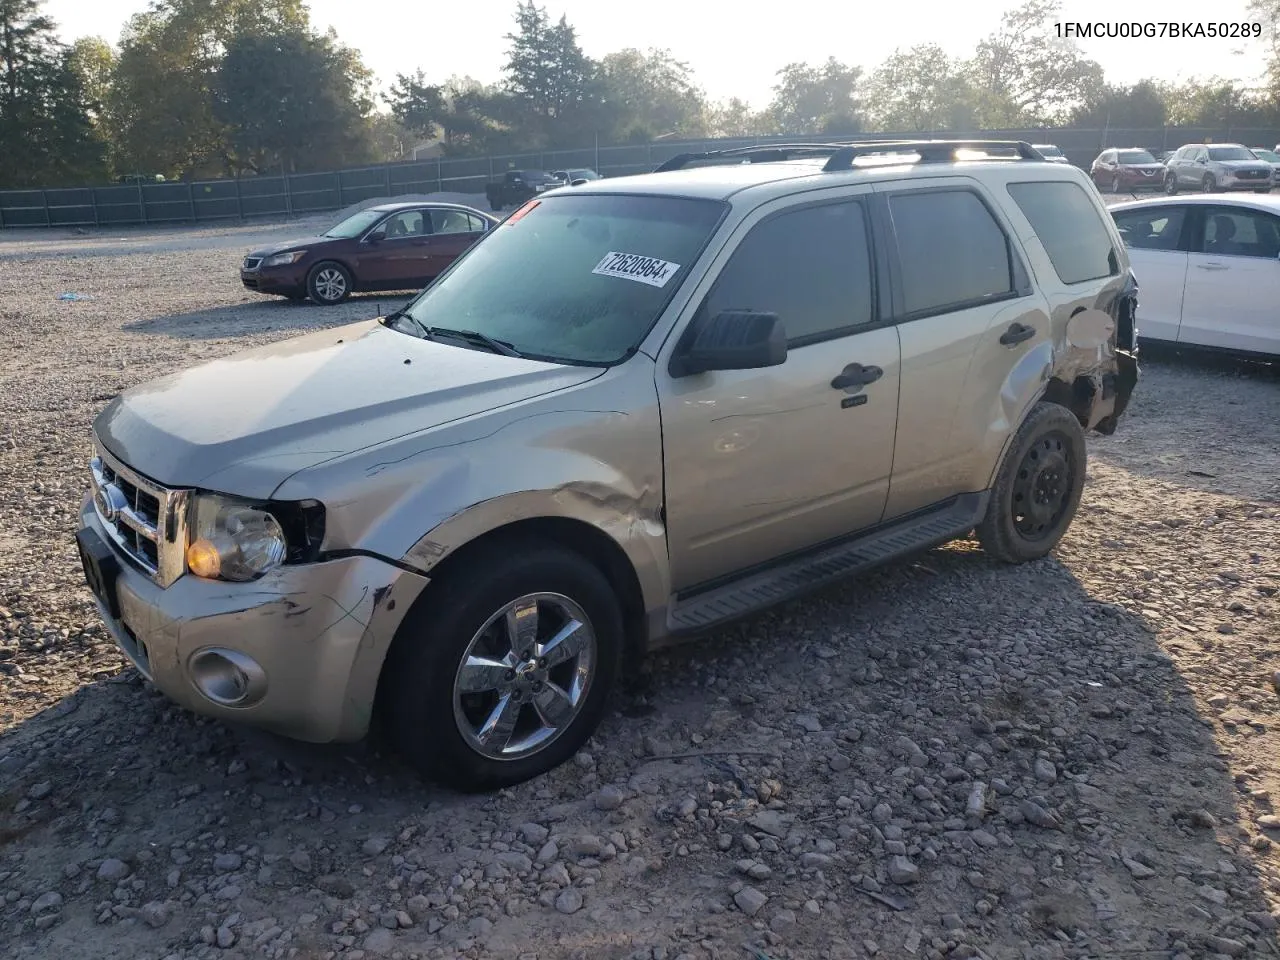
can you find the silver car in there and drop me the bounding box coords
[1165,143,1274,194]
[76,140,1138,791]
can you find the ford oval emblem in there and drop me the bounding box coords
[95,487,118,523]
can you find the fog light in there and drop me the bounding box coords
[189,648,267,707]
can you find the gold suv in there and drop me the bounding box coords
[77,141,1139,791]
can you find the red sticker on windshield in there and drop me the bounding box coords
[504,200,540,225]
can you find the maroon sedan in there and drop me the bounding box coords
[240,202,496,305]
[1089,148,1166,193]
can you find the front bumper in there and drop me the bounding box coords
[240,266,306,296]
[79,497,428,742]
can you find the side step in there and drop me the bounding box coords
[667,492,989,635]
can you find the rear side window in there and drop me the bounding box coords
[700,201,873,344]
[888,189,1014,317]
[1007,181,1118,285]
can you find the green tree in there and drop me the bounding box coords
[106,0,307,178]
[0,0,107,187]
[765,58,862,135]
[1070,80,1168,129]
[386,69,447,140]
[502,1,595,147]
[66,36,114,120]
[212,26,376,175]
[1162,78,1269,128]
[864,45,978,132]
[597,48,706,141]
[967,0,1104,125]
[706,97,764,138]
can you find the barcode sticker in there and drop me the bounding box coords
[591,251,681,288]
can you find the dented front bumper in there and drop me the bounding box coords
[79,497,427,743]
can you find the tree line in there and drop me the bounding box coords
[3,0,1279,189]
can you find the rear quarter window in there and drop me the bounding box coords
[1006,181,1118,285]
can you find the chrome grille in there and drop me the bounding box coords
[89,439,190,587]
[243,257,262,270]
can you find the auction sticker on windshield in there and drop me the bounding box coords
[591,251,681,288]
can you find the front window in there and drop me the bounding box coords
[1116,150,1156,164]
[1251,149,1280,163]
[396,194,727,364]
[1208,146,1254,161]
[1037,146,1064,158]
[324,209,387,239]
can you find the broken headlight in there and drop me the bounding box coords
[185,494,324,582]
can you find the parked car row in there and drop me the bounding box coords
[1089,143,1276,195]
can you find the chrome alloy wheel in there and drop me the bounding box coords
[313,267,347,301]
[451,593,596,761]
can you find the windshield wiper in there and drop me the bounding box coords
[425,327,524,358]
[386,311,523,358]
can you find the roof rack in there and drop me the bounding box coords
[652,139,1046,173]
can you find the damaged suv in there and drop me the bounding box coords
[77,141,1138,792]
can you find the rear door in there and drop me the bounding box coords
[425,209,490,278]
[1111,204,1191,345]
[875,177,1050,519]
[1180,203,1280,354]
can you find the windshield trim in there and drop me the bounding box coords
[1116,151,1156,164]
[391,192,732,368]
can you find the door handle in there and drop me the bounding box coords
[830,362,883,391]
[999,322,1037,346]
[1196,262,1228,271]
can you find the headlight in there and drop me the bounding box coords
[262,251,305,267]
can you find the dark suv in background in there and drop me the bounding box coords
[1089,148,1165,193]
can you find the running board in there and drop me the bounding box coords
[666,492,989,635]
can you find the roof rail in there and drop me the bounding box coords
[821,140,1044,171]
[652,139,1046,173]
[654,143,848,172]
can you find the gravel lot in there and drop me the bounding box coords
[1,213,1279,960]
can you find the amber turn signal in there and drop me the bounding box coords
[186,538,222,578]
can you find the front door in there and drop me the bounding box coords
[658,194,902,592]
[1112,203,1191,345]
[1180,204,1280,354]
[361,210,435,289]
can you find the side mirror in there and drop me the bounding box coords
[365,229,384,244]
[570,178,589,187]
[670,310,787,378]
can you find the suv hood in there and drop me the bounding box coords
[94,320,602,498]
[246,236,342,258]
[1219,160,1273,172]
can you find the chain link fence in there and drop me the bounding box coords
[2,126,1276,229]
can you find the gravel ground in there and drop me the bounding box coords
[0,217,1279,960]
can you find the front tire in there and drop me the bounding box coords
[977,402,1087,564]
[307,261,352,305]
[1202,174,1217,193]
[1166,174,1178,195]
[1111,175,1122,194]
[381,544,622,792]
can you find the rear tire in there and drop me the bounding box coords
[381,543,622,792]
[306,261,352,305]
[977,402,1087,564]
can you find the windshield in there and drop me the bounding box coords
[517,170,553,182]
[570,169,599,179]
[1036,146,1063,157]
[1252,149,1280,163]
[1208,147,1254,161]
[1117,150,1156,164]
[324,209,386,238]
[399,194,726,364]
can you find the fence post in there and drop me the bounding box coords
[284,170,294,217]
[437,159,442,193]
[138,182,147,225]
[91,188,99,226]
[235,176,244,222]
[42,190,51,226]
[0,197,6,229]
[384,164,391,195]
[188,181,196,222]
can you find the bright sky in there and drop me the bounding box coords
[45,0,1271,109]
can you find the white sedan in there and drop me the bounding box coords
[1110,195,1280,358]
